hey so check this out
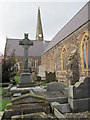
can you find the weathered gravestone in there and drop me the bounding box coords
[68,77,90,112]
[2,93,50,119]
[46,82,68,104]
[38,65,46,80]
[18,33,34,87]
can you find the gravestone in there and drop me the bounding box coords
[47,82,66,92]
[18,33,34,87]
[2,93,50,119]
[38,65,46,80]
[68,77,90,112]
[46,82,68,104]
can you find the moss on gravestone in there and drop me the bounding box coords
[11,93,46,103]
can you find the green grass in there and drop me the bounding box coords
[15,75,20,84]
[41,82,47,86]
[0,87,11,111]
[0,87,2,95]
[1,99,11,111]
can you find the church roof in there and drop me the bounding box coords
[6,38,50,57]
[43,1,90,55]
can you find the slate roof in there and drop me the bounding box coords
[42,1,90,55]
[6,38,50,57]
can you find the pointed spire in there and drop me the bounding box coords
[36,7,44,41]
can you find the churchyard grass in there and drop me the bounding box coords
[0,87,11,111]
[15,75,20,84]
[41,82,48,86]
[1,99,11,111]
[0,87,2,95]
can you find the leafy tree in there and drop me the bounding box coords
[2,51,16,83]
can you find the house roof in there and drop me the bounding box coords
[6,38,50,57]
[42,1,90,55]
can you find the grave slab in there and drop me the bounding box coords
[11,93,46,105]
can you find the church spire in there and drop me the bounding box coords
[36,7,44,41]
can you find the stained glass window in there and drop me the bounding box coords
[82,33,90,70]
[61,47,67,71]
[83,45,86,68]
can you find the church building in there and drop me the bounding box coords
[41,1,90,84]
[5,2,90,85]
[4,7,50,74]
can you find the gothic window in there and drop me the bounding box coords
[81,33,90,70]
[61,46,67,71]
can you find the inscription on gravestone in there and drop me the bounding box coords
[18,33,34,87]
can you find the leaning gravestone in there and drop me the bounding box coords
[18,33,34,87]
[68,77,90,112]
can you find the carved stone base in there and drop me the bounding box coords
[17,72,34,88]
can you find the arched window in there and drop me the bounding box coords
[61,46,67,71]
[14,64,18,72]
[81,33,90,71]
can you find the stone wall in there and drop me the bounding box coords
[7,56,41,75]
[41,21,90,85]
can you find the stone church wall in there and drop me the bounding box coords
[41,21,90,85]
[11,56,41,75]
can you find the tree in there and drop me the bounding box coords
[2,51,16,83]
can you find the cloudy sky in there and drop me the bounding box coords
[0,0,89,55]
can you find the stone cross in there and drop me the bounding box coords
[19,33,33,70]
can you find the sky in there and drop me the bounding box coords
[0,0,89,55]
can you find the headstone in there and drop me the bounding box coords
[68,77,90,112]
[18,33,34,87]
[38,65,46,80]
[47,82,66,92]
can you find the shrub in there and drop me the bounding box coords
[2,51,16,83]
[46,71,56,83]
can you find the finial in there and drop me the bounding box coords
[38,6,40,10]
[24,33,28,39]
